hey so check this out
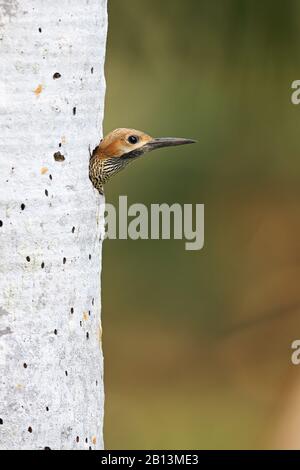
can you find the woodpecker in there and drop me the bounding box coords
[89,128,196,194]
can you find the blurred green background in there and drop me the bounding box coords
[102,0,300,449]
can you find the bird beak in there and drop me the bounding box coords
[146,137,197,151]
[121,137,196,160]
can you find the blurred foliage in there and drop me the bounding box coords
[102,0,300,449]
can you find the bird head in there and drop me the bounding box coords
[89,128,196,194]
[94,128,196,160]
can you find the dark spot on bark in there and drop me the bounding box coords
[89,254,91,260]
[49,174,52,180]
[23,363,27,368]
[63,257,66,264]
[91,67,93,74]
[80,321,82,327]
[76,436,79,443]
[59,142,62,147]
[73,107,76,116]
[53,72,61,79]
[96,380,98,386]
[0,221,2,227]
[65,370,68,376]
[45,189,48,197]
[21,203,25,210]
[46,407,49,411]
[44,447,51,450]
[26,256,30,262]
[41,262,45,269]
[28,426,32,433]
[70,307,74,314]
[72,226,75,233]
[38,27,42,33]
[89,446,92,450]
[86,332,89,339]
[92,298,94,306]
[53,151,65,162]
[54,329,57,335]
[0,419,3,425]
[88,311,91,316]
[85,438,88,443]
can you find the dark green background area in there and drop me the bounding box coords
[102,0,300,449]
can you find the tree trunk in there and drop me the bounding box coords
[0,0,107,450]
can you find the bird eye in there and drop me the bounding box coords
[128,135,139,145]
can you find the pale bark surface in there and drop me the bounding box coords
[0,0,107,450]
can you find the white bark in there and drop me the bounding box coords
[0,0,107,450]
